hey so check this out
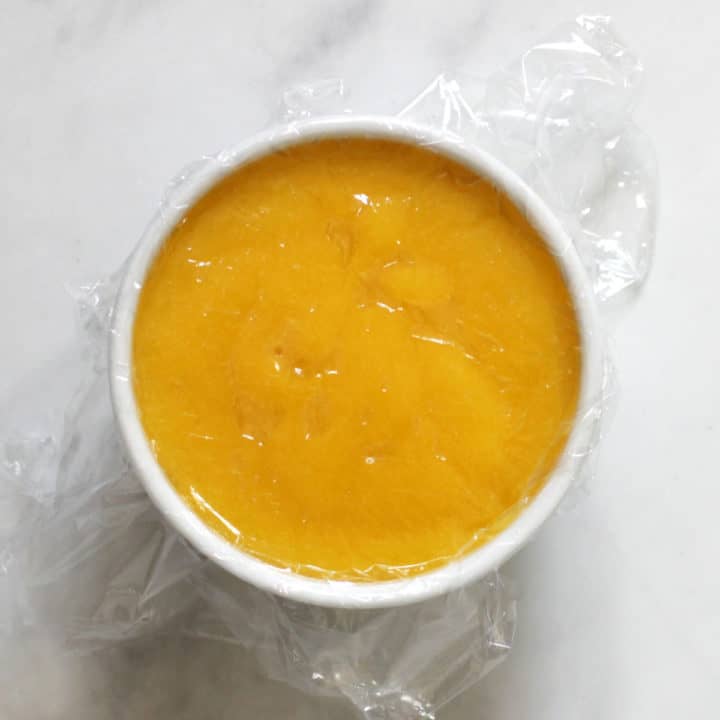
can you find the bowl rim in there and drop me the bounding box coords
[109,115,603,608]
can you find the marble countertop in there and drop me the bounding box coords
[1,1,719,718]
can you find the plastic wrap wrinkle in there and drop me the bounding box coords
[0,15,655,719]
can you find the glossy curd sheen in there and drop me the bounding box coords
[133,138,581,580]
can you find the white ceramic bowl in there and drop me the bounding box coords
[110,116,602,609]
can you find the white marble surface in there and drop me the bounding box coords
[1,1,719,718]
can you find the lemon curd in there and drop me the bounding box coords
[133,138,581,580]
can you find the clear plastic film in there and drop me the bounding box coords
[0,16,655,719]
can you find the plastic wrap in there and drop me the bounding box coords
[0,16,655,719]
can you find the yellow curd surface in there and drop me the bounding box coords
[133,138,581,580]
